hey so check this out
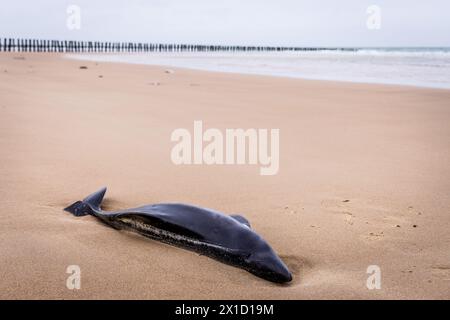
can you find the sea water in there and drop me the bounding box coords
[67,48,450,89]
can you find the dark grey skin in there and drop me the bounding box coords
[64,187,292,283]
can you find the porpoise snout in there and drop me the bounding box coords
[247,249,293,283]
[265,255,292,283]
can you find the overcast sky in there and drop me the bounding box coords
[1,0,449,47]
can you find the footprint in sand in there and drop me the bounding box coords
[364,231,384,241]
[343,211,354,225]
[431,265,450,281]
[320,197,356,225]
[282,204,304,215]
[324,197,422,232]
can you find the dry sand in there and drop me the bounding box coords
[0,53,449,299]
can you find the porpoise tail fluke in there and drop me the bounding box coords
[64,187,107,216]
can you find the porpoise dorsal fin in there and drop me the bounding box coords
[231,214,251,228]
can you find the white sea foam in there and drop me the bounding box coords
[67,48,450,89]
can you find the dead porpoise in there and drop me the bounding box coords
[64,187,292,283]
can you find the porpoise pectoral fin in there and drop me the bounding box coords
[230,214,251,228]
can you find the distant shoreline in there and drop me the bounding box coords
[66,49,450,90]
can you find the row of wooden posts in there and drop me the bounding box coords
[0,38,356,53]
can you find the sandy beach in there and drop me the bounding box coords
[0,53,449,299]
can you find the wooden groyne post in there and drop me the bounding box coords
[0,37,356,53]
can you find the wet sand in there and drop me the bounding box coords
[0,53,449,299]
